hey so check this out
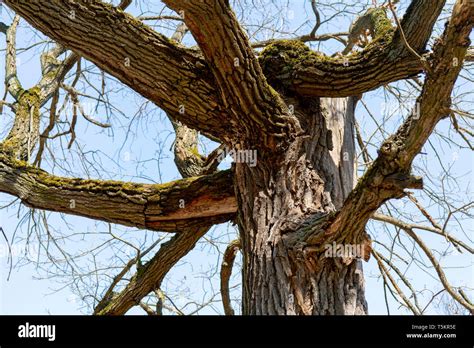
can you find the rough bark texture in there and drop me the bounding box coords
[316,0,473,250]
[259,0,446,97]
[2,90,41,160]
[0,155,235,233]
[234,96,367,314]
[2,0,470,316]
[164,0,300,150]
[4,0,232,141]
[95,225,209,315]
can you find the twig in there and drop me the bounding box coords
[372,249,421,314]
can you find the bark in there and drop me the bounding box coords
[171,120,223,177]
[5,16,22,99]
[95,52,228,314]
[95,225,209,315]
[220,239,241,315]
[3,0,443,142]
[4,0,231,142]
[2,90,41,161]
[2,0,469,316]
[234,96,367,314]
[259,0,446,98]
[164,0,299,150]
[2,22,78,161]
[313,0,473,251]
[0,155,236,233]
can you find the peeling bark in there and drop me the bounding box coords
[0,155,236,233]
[2,0,469,316]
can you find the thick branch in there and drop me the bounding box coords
[168,23,224,177]
[164,0,299,149]
[0,154,236,232]
[2,40,79,160]
[95,225,209,315]
[395,0,446,52]
[6,0,449,126]
[252,32,348,49]
[299,0,472,249]
[4,0,231,141]
[1,90,41,161]
[118,0,132,10]
[98,37,229,312]
[259,0,446,97]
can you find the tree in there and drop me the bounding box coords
[0,0,472,315]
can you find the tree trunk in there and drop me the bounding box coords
[235,96,368,315]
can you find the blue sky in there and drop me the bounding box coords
[0,0,472,315]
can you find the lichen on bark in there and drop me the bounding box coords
[2,88,41,160]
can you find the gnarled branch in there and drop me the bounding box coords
[259,0,446,98]
[163,0,299,149]
[220,239,241,315]
[298,0,473,252]
[4,0,232,142]
[0,154,236,233]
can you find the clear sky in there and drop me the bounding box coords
[0,0,472,315]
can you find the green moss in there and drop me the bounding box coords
[259,40,340,87]
[370,8,394,38]
[190,145,201,158]
[360,8,395,52]
[258,7,396,77]
[1,88,42,159]
[259,40,315,73]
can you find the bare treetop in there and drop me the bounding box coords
[0,0,472,316]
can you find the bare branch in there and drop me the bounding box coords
[402,227,473,312]
[251,32,348,49]
[388,0,424,64]
[139,302,156,315]
[466,47,474,61]
[298,0,473,253]
[220,239,241,315]
[61,84,111,128]
[372,213,473,255]
[4,0,231,141]
[34,88,59,166]
[395,0,446,52]
[37,50,79,103]
[372,249,421,314]
[4,15,22,100]
[138,15,183,22]
[118,0,132,10]
[259,0,446,98]
[95,225,210,315]
[0,154,236,233]
[309,0,322,37]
